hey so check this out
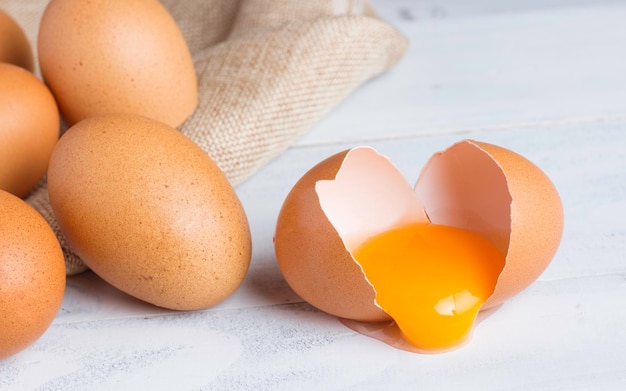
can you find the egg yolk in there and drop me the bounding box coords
[352,223,505,352]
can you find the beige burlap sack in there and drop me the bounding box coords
[2,0,408,275]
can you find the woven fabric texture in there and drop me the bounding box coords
[2,0,408,275]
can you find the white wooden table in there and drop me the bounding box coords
[2,0,626,389]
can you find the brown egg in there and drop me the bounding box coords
[47,114,251,310]
[0,189,66,360]
[37,0,198,128]
[0,63,60,198]
[0,9,34,71]
[275,140,564,351]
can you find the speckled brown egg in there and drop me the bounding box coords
[0,63,60,198]
[0,9,33,71]
[37,0,198,127]
[47,114,251,310]
[0,189,66,360]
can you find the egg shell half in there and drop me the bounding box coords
[37,0,198,127]
[47,114,251,311]
[275,147,431,322]
[0,189,66,360]
[275,140,564,321]
[416,140,564,308]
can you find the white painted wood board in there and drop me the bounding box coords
[1,0,625,389]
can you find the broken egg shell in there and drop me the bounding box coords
[275,140,563,324]
[416,140,564,308]
[274,149,391,322]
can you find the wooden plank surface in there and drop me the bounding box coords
[302,1,626,145]
[1,0,625,389]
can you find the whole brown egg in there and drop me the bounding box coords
[37,0,198,127]
[0,63,60,198]
[0,9,33,71]
[47,114,251,311]
[0,189,66,360]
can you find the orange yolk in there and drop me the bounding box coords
[352,223,505,352]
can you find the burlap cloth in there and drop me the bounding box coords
[1,0,408,275]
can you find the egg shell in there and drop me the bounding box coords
[0,189,66,360]
[47,114,251,311]
[37,0,198,128]
[0,63,60,198]
[275,147,432,322]
[275,149,390,322]
[416,140,564,308]
[0,9,34,71]
[275,140,563,322]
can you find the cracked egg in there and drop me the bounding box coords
[274,140,563,353]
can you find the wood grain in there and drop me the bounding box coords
[1,0,624,389]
